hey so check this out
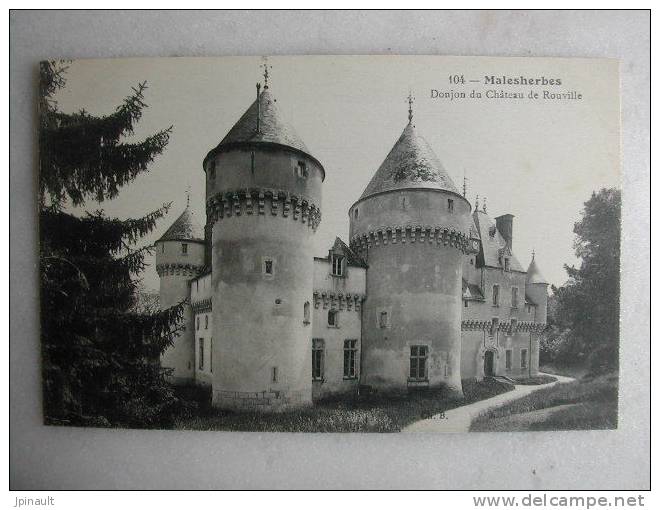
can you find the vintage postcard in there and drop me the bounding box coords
[38,55,620,433]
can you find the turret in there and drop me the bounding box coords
[525,252,549,324]
[155,202,205,383]
[349,97,471,398]
[205,71,324,411]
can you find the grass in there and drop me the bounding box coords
[469,372,618,432]
[540,363,589,379]
[172,378,514,433]
[512,374,558,385]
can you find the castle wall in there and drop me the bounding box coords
[156,239,205,384]
[207,147,323,411]
[311,259,365,400]
[191,273,213,387]
[349,189,471,397]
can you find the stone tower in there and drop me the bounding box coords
[526,253,549,324]
[349,104,471,397]
[204,79,324,411]
[155,202,205,383]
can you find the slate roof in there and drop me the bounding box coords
[526,256,549,285]
[204,87,322,171]
[472,210,525,272]
[359,122,461,200]
[462,278,485,301]
[317,237,368,268]
[157,206,205,243]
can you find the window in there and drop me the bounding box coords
[505,349,512,371]
[354,208,359,219]
[210,338,213,373]
[181,243,188,255]
[161,243,165,253]
[331,255,344,277]
[271,366,278,383]
[264,258,273,275]
[448,199,454,213]
[328,310,339,327]
[410,345,428,381]
[312,339,324,380]
[492,284,500,306]
[196,316,200,330]
[199,338,204,370]
[343,339,358,378]
[511,287,518,308]
[504,258,510,271]
[491,317,499,336]
[464,300,469,308]
[379,311,388,328]
[205,315,209,329]
[303,301,311,324]
[521,348,528,369]
[296,160,308,178]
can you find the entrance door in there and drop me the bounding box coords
[484,351,495,377]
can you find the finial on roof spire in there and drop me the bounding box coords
[261,56,272,89]
[463,172,467,197]
[186,185,191,208]
[483,196,487,213]
[256,82,261,133]
[407,91,415,123]
[532,248,536,261]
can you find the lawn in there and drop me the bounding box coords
[172,378,514,433]
[469,372,618,432]
[512,374,558,385]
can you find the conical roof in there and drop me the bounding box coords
[526,255,549,285]
[204,87,321,171]
[359,122,461,200]
[157,205,204,243]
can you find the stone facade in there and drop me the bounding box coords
[157,79,549,411]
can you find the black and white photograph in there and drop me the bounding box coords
[9,9,650,494]
[37,55,621,433]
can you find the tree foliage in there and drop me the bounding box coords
[39,61,188,427]
[540,188,621,374]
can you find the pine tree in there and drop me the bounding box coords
[39,61,188,427]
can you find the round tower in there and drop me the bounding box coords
[525,253,549,324]
[205,79,324,411]
[349,104,471,398]
[155,202,206,384]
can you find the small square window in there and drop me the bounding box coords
[331,255,344,277]
[181,243,188,255]
[196,316,200,330]
[379,311,388,328]
[328,310,339,327]
[464,300,469,308]
[505,349,512,370]
[521,348,528,369]
[492,285,500,306]
[205,315,209,329]
[271,366,278,383]
[263,259,273,275]
[296,161,308,178]
[161,244,165,253]
[448,199,454,213]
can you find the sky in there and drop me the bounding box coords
[54,56,620,291]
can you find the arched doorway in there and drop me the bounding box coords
[484,350,495,377]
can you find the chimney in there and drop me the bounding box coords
[495,214,514,249]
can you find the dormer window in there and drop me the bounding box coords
[354,208,359,220]
[447,199,454,213]
[331,255,344,277]
[504,258,510,271]
[181,243,188,255]
[296,160,308,178]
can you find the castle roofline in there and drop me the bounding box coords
[357,121,463,203]
[203,87,325,180]
[349,185,471,212]
[156,205,205,244]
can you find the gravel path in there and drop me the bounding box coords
[402,373,575,433]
